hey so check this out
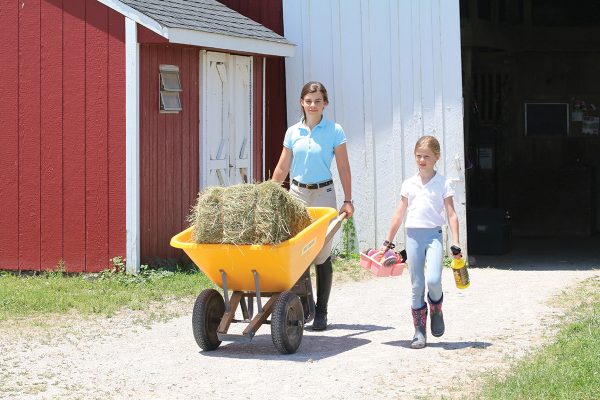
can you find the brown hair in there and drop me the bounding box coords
[299,81,329,121]
[414,135,441,156]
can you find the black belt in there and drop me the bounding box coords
[291,179,333,189]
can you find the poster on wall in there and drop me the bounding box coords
[582,116,599,135]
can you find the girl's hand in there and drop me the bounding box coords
[450,245,462,259]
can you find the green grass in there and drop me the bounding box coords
[0,265,213,322]
[0,257,365,323]
[477,275,600,400]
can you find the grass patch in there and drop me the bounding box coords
[0,256,367,323]
[477,275,600,400]
[0,265,213,322]
[332,254,371,282]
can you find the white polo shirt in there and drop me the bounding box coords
[400,172,455,228]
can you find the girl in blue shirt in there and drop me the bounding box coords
[273,81,354,331]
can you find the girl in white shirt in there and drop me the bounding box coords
[379,135,462,349]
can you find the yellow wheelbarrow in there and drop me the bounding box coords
[170,207,344,354]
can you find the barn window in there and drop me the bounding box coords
[159,64,182,113]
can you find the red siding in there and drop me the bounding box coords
[253,56,264,180]
[218,0,288,180]
[0,0,126,272]
[18,0,42,270]
[139,45,199,263]
[41,0,64,270]
[107,10,127,265]
[63,0,87,272]
[0,1,20,270]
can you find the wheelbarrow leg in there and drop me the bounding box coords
[242,295,278,339]
[217,292,242,334]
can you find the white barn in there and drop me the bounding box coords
[282,0,466,253]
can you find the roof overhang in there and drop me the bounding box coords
[97,0,295,57]
[168,29,294,57]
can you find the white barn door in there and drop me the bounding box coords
[201,51,253,188]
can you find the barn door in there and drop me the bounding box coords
[201,51,253,188]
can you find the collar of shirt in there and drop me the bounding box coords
[299,117,328,132]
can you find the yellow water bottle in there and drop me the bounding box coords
[450,245,470,289]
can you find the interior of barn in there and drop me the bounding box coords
[459,0,600,265]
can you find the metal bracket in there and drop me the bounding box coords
[220,269,230,311]
[252,270,262,313]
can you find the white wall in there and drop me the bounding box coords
[283,0,466,253]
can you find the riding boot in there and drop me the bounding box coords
[312,257,333,331]
[411,305,428,349]
[428,293,445,337]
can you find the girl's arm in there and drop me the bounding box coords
[444,196,460,251]
[379,196,408,250]
[334,143,354,217]
[271,147,292,183]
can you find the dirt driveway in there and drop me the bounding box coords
[1,266,598,400]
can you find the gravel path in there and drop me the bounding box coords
[1,266,598,400]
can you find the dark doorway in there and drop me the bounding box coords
[460,0,600,257]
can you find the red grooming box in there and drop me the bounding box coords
[359,251,406,277]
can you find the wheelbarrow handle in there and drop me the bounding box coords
[324,211,347,244]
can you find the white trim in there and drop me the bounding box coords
[199,50,208,189]
[97,0,168,38]
[168,29,295,57]
[248,56,254,183]
[125,18,141,274]
[262,58,266,181]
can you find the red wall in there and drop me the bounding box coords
[0,0,126,272]
[218,0,288,179]
[139,44,199,263]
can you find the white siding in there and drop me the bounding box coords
[283,0,466,253]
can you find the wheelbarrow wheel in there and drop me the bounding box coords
[192,289,225,351]
[271,291,304,354]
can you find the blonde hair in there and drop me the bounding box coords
[415,135,441,156]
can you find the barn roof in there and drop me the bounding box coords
[99,0,294,57]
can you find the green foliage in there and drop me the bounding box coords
[339,216,358,259]
[478,276,600,400]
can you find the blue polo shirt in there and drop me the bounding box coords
[283,118,347,184]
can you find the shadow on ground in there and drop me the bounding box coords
[383,339,492,350]
[198,323,393,361]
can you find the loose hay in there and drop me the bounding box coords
[254,180,312,244]
[221,183,258,245]
[187,186,225,244]
[188,181,312,245]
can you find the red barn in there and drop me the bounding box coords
[0,0,293,273]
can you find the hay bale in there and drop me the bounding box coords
[221,183,259,245]
[187,186,225,243]
[188,181,312,245]
[255,180,311,244]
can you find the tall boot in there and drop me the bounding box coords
[312,257,333,331]
[428,293,445,337]
[411,305,428,349]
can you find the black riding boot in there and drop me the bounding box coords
[312,257,333,331]
[428,293,445,337]
[411,305,428,349]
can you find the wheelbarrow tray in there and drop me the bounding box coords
[170,207,338,292]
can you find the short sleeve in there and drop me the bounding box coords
[400,179,410,198]
[283,127,293,149]
[444,178,456,198]
[333,123,347,148]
